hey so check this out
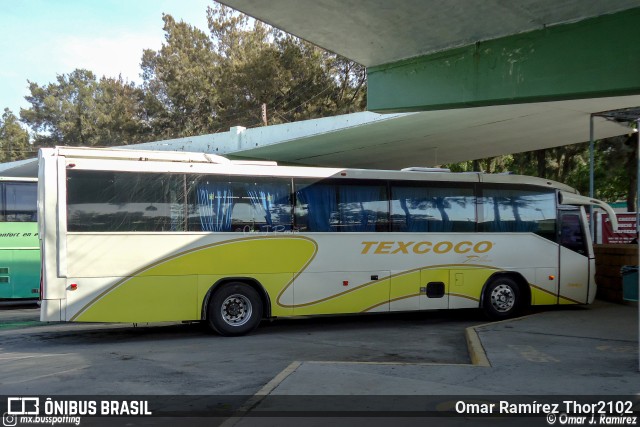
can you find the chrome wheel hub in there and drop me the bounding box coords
[490,284,515,312]
[221,294,252,326]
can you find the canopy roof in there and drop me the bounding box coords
[0,95,635,177]
[220,0,640,68]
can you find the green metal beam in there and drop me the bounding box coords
[367,7,640,113]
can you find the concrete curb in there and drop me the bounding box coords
[222,312,542,424]
[464,313,538,367]
[464,326,490,367]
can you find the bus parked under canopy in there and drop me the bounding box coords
[38,147,617,335]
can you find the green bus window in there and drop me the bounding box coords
[4,182,37,222]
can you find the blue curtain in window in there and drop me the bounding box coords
[339,185,379,232]
[246,183,290,229]
[197,183,233,231]
[296,184,337,232]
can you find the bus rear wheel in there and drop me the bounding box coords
[207,283,263,336]
[482,277,522,320]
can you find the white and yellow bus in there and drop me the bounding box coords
[38,147,618,336]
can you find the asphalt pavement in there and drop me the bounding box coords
[250,300,639,395]
[229,300,640,424]
[2,299,638,426]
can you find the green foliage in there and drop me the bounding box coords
[137,4,366,139]
[445,132,638,211]
[92,76,152,146]
[141,14,220,139]
[20,70,150,147]
[21,69,99,147]
[443,155,514,174]
[591,134,637,210]
[0,108,32,161]
[15,4,366,146]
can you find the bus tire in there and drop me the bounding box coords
[207,283,263,336]
[482,277,521,320]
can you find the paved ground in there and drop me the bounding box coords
[249,301,639,397]
[217,301,639,427]
[1,300,638,427]
[0,304,482,396]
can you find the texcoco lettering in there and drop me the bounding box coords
[361,241,493,255]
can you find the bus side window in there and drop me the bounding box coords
[67,171,186,232]
[4,182,37,222]
[295,181,388,232]
[189,177,293,232]
[390,184,475,232]
[231,180,292,232]
[560,212,586,255]
[295,183,338,232]
[479,187,556,241]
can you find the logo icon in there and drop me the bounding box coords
[7,397,39,416]
[4,397,40,426]
[2,412,17,427]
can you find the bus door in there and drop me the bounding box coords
[558,208,592,304]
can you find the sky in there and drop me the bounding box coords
[0,0,212,116]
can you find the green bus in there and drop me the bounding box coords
[0,177,40,301]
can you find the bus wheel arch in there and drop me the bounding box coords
[203,278,269,336]
[480,273,530,320]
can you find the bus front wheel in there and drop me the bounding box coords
[482,277,522,320]
[207,283,263,336]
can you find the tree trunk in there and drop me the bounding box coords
[536,149,546,178]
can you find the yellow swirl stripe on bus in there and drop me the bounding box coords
[71,233,565,323]
[288,265,501,316]
[529,284,580,305]
[72,236,318,322]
